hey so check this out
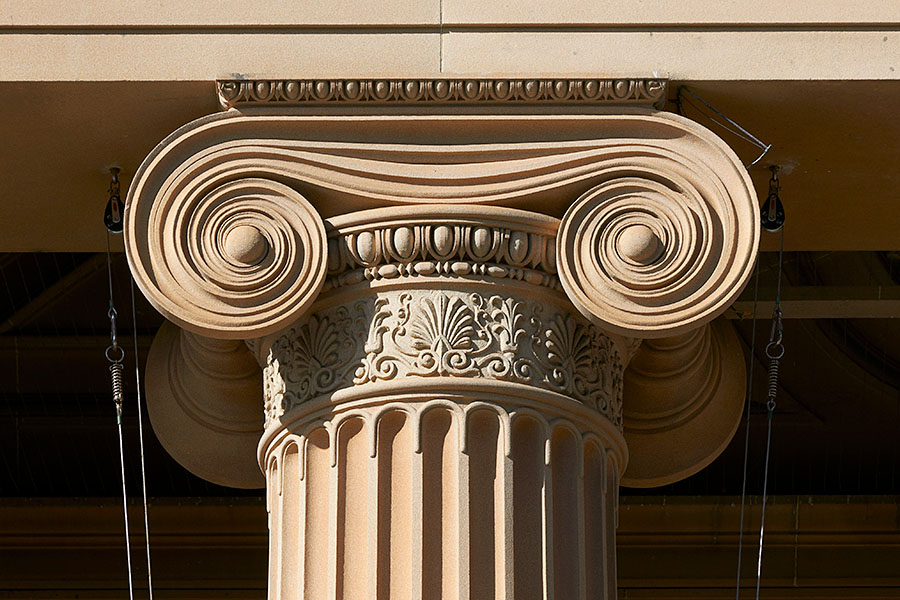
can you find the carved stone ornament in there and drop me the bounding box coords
[322,204,562,293]
[125,177,327,339]
[246,206,630,599]
[556,146,760,338]
[126,111,758,341]
[145,322,265,488]
[260,288,624,431]
[243,205,628,431]
[620,318,747,487]
[128,103,761,600]
[217,77,668,110]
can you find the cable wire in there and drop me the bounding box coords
[734,256,760,599]
[116,414,135,600]
[678,87,769,150]
[131,277,154,599]
[106,228,135,600]
[755,226,786,600]
[677,86,772,168]
[755,408,775,600]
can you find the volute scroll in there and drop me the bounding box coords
[556,135,759,339]
[125,176,328,340]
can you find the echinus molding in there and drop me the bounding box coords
[217,78,668,110]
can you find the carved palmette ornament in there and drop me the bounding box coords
[556,132,759,338]
[125,177,327,339]
[254,205,626,429]
[262,289,624,430]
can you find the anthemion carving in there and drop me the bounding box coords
[128,99,759,600]
[245,204,631,599]
[261,289,624,429]
[217,77,668,110]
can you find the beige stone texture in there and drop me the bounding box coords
[0,31,440,81]
[1,1,899,594]
[555,138,758,338]
[124,109,757,340]
[5,30,898,81]
[145,322,264,488]
[6,0,897,27]
[251,205,626,599]
[9,0,900,28]
[4,1,900,82]
[0,33,441,81]
[620,319,747,488]
[0,0,440,26]
[263,394,622,599]
[134,176,328,339]
[128,99,760,598]
[441,1,900,26]
[441,31,900,81]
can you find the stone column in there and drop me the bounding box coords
[125,79,759,600]
[254,206,627,599]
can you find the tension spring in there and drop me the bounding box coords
[765,307,784,412]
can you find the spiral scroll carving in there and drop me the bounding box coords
[557,165,758,338]
[127,177,327,339]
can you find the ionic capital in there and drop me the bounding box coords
[126,110,758,342]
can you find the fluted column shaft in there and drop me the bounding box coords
[263,395,623,600]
